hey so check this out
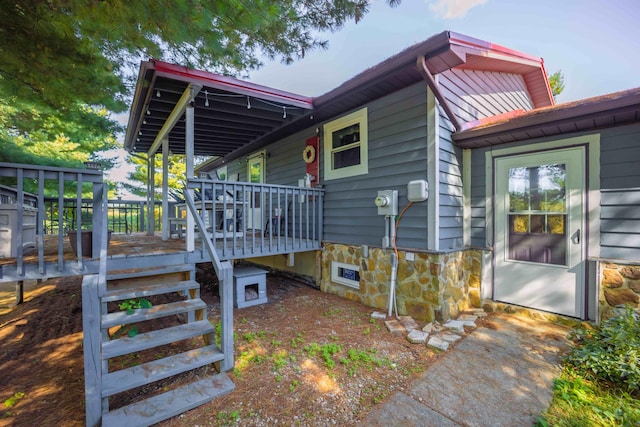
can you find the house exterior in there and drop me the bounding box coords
[125,30,640,325]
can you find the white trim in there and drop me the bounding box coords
[331,261,360,289]
[427,86,440,250]
[463,148,471,247]
[485,133,601,313]
[323,108,368,180]
[487,133,601,256]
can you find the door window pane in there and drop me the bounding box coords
[507,163,567,265]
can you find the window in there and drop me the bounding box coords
[331,261,361,289]
[216,166,227,180]
[323,108,368,180]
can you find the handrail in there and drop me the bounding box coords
[184,189,234,371]
[0,162,106,282]
[184,190,224,269]
[184,178,325,260]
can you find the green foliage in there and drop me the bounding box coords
[548,70,565,100]
[216,409,240,426]
[304,341,342,369]
[272,351,289,372]
[4,392,25,408]
[340,347,392,377]
[124,153,186,200]
[1,1,399,182]
[565,306,640,391]
[118,298,152,315]
[536,369,640,427]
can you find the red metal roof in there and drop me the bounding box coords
[125,31,555,161]
[454,87,640,148]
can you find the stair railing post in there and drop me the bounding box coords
[219,261,234,372]
[82,274,102,427]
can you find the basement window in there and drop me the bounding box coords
[323,108,368,180]
[331,261,361,289]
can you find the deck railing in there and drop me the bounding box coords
[42,197,168,234]
[185,178,324,260]
[0,162,107,282]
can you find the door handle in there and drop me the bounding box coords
[572,229,580,244]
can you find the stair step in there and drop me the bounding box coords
[107,264,192,282]
[103,320,214,359]
[102,344,224,397]
[101,373,235,427]
[101,280,199,302]
[102,299,207,329]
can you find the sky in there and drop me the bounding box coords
[107,0,640,194]
[248,0,640,103]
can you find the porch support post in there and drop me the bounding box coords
[161,137,169,241]
[185,102,195,252]
[147,154,155,236]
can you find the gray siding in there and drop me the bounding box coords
[440,69,534,124]
[438,107,463,249]
[468,123,640,260]
[600,124,640,260]
[470,148,487,247]
[321,83,429,248]
[255,83,430,248]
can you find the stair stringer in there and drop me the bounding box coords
[82,259,235,427]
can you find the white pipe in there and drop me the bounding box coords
[383,215,390,248]
[389,213,396,247]
[388,252,398,318]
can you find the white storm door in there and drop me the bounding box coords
[494,148,585,318]
[247,152,265,230]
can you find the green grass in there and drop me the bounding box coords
[536,368,640,427]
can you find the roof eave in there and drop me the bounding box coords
[453,87,640,148]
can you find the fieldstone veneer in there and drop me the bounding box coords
[321,244,483,322]
[599,262,640,320]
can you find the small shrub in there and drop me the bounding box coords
[565,305,640,391]
[118,298,152,314]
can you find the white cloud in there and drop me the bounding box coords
[428,0,488,19]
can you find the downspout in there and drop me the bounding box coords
[416,55,461,132]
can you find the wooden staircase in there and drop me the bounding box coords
[83,263,235,427]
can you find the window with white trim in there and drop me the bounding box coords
[323,108,368,180]
[331,261,361,289]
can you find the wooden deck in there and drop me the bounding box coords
[0,231,321,283]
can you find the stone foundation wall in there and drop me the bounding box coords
[321,244,483,322]
[599,262,640,321]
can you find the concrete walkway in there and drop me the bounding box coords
[361,313,571,427]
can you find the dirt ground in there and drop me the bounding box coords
[0,268,470,426]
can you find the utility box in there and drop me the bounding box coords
[0,204,37,258]
[375,190,398,216]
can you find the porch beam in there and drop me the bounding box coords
[147,83,202,157]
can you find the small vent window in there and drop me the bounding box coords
[331,261,361,289]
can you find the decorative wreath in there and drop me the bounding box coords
[303,144,316,164]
